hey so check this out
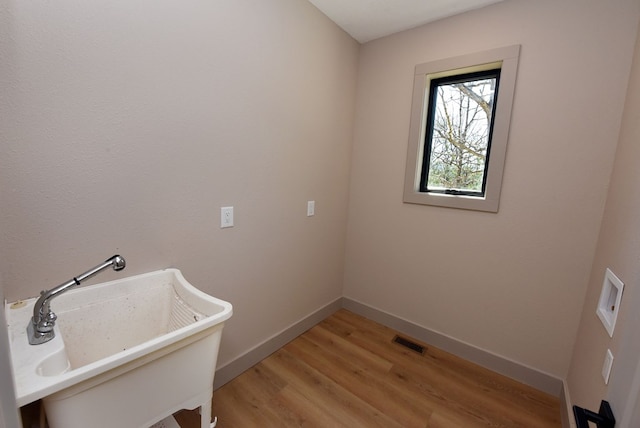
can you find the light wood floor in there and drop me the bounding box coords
[175,309,561,427]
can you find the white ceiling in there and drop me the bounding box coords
[307,0,506,43]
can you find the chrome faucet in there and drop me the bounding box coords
[27,255,126,345]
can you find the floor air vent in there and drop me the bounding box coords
[392,335,425,354]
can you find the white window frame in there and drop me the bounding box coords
[403,45,520,212]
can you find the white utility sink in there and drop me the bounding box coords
[7,268,232,428]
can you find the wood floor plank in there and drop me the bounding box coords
[176,309,561,427]
[213,364,290,426]
[263,348,404,428]
[304,324,394,375]
[272,383,347,427]
[285,334,432,427]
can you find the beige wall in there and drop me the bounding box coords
[344,0,640,379]
[0,0,359,368]
[567,19,640,422]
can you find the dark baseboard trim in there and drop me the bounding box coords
[213,297,343,389]
[342,297,563,396]
[214,296,563,398]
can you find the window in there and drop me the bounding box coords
[403,45,520,212]
[422,69,499,196]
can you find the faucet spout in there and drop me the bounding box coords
[27,255,126,345]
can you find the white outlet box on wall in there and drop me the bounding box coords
[596,268,624,337]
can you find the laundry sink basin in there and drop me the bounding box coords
[7,268,232,428]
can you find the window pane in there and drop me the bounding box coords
[424,71,499,195]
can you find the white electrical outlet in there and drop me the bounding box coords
[602,349,614,384]
[307,201,315,217]
[221,206,234,228]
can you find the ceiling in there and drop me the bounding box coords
[307,0,506,43]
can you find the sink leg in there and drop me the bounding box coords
[200,399,212,428]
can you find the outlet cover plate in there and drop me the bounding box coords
[596,268,624,337]
[221,206,234,228]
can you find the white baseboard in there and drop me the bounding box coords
[214,297,563,398]
[560,380,576,428]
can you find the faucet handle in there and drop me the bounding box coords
[37,321,54,334]
[36,312,57,334]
